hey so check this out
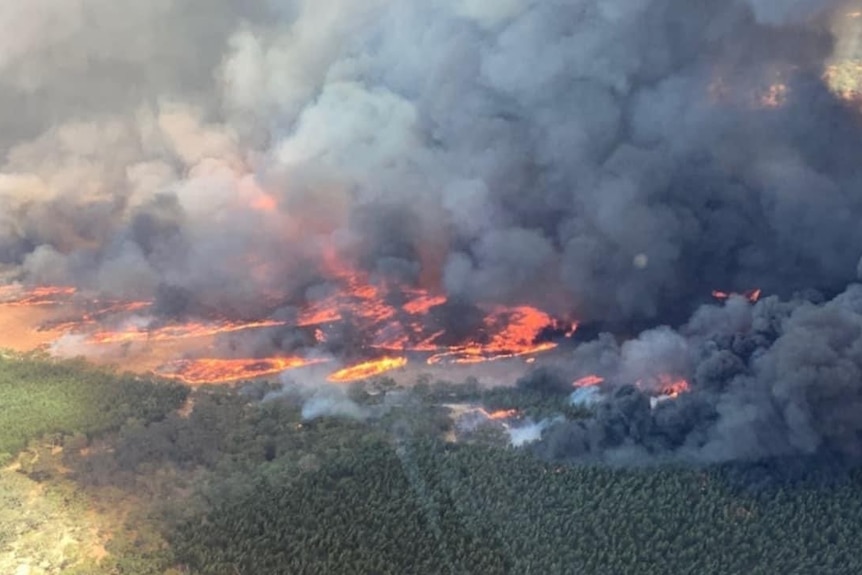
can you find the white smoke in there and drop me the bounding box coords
[270,374,370,421]
[301,394,368,421]
[570,386,603,407]
[507,418,558,447]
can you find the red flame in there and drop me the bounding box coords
[634,374,691,400]
[0,285,77,306]
[658,375,691,398]
[573,374,605,388]
[425,307,571,365]
[88,318,287,344]
[158,356,327,385]
[0,250,576,384]
[712,288,761,303]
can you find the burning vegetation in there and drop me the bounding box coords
[6,1,862,574]
[0,278,575,384]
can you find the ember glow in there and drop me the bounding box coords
[158,357,328,385]
[573,375,605,388]
[758,83,789,109]
[823,60,862,103]
[426,308,572,365]
[0,239,575,385]
[707,68,794,110]
[327,357,408,383]
[486,409,520,420]
[712,288,762,303]
[0,276,575,384]
[87,318,287,344]
[657,376,691,399]
[0,285,77,306]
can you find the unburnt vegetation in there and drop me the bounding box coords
[2,355,862,574]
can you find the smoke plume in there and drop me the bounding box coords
[1,0,860,326]
[536,287,862,463]
[3,1,862,464]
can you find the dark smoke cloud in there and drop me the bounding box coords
[0,1,860,471]
[1,0,862,328]
[536,286,862,463]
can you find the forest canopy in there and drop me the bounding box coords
[0,351,188,456]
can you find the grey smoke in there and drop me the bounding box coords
[536,285,862,463]
[507,418,559,447]
[0,0,859,328]
[3,0,862,465]
[269,375,370,421]
[302,395,367,421]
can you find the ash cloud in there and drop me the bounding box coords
[0,0,861,328]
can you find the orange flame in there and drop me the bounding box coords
[486,408,519,420]
[250,193,278,213]
[712,288,761,303]
[573,374,605,388]
[88,318,287,344]
[0,285,77,306]
[158,356,327,385]
[1,249,576,383]
[327,357,408,383]
[294,251,569,365]
[38,300,152,333]
[658,375,691,399]
[426,307,567,364]
[402,293,447,315]
[458,406,521,423]
[823,60,862,104]
[759,83,788,109]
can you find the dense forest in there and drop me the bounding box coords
[0,351,188,457]
[2,353,862,574]
[173,439,862,575]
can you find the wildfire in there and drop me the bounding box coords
[635,374,691,403]
[573,374,605,388]
[327,356,408,383]
[158,356,327,385]
[0,252,577,384]
[250,193,278,212]
[426,307,571,365]
[658,375,691,399]
[823,60,862,103]
[39,300,152,333]
[452,405,522,423]
[708,70,793,110]
[402,292,447,315]
[0,285,77,306]
[88,318,287,344]
[758,83,788,109]
[712,288,761,303]
[295,254,571,366]
[485,408,520,420]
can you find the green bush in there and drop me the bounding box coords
[0,352,188,455]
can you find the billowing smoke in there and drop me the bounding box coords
[1,0,862,328]
[535,286,862,464]
[268,375,370,421]
[507,419,558,447]
[4,1,862,464]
